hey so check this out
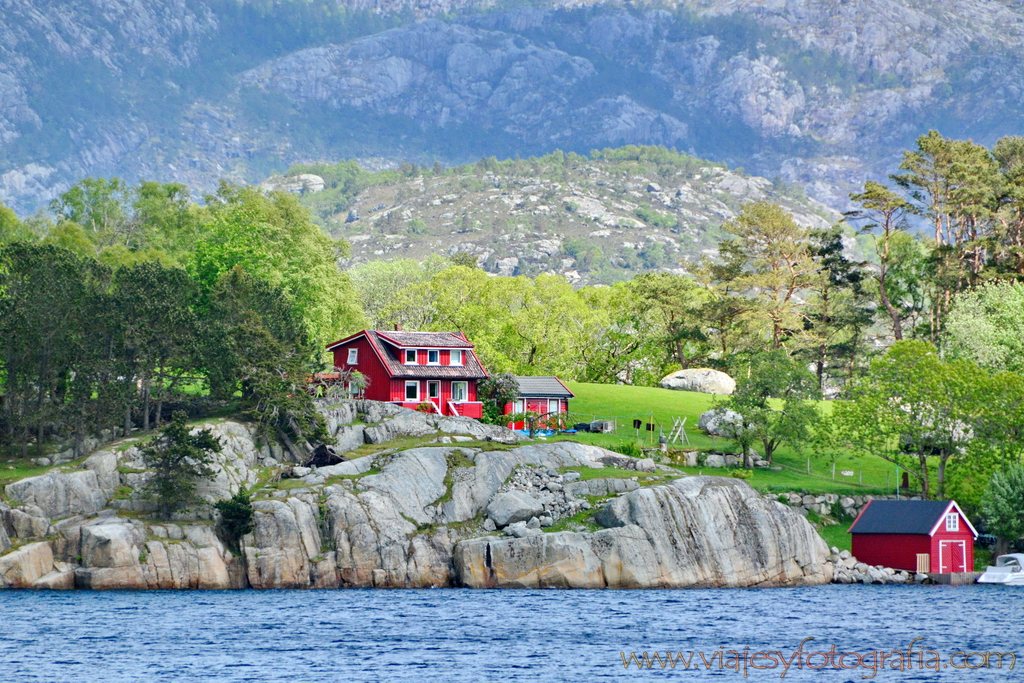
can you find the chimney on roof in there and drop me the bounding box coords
[393,323,403,331]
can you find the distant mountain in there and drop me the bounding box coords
[2,0,1023,213]
[270,147,839,284]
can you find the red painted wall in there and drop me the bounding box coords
[852,511,975,573]
[332,336,391,402]
[333,336,479,415]
[851,534,932,572]
[930,525,975,573]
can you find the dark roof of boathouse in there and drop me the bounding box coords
[847,500,974,536]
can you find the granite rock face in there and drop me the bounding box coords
[1,402,831,591]
[455,476,831,588]
[5,470,109,519]
[660,368,736,395]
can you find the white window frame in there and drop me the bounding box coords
[347,348,359,364]
[405,381,420,401]
[404,349,418,365]
[451,350,463,366]
[427,349,440,365]
[549,399,561,414]
[427,381,440,400]
[451,381,468,402]
[945,513,959,532]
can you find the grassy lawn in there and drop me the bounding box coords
[817,521,853,553]
[544,382,909,497]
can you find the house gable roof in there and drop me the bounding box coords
[513,376,575,398]
[327,330,486,380]
[375,331,474,349]
[847,500,977,537]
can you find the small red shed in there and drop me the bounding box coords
[503,376,575,430]
[326,330,487,418]
[848,500,977,574]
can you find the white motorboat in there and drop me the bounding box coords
[978,553,1024,585]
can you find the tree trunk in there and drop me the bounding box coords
[37,422,44,457]
[996,537,1010,557]
[143,381,151,432]
[124,406,132,438]
[937,453,950,499]
[877,276,903,341]
[817,342,826,391]
[918,454,930,499]
[156,398,163,427]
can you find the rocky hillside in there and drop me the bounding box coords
[2,0,1023,213]
[0,399,831,590]
[274,149,836,284]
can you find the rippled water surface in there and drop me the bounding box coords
[2,585,1022,682]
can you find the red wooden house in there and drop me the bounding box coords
[326,330,487,418]
[848,500,977,574]
[503,376,574,430]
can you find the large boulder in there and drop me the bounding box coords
[486,491,545,528]
[698,408,744,436]
[660,368,736,395]
[2,505,50,539]
[5,469,108,519]
[455,476,830,589]
[0,542,55,588]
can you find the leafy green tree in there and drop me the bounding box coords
[141,411,222,520]
[0,243,100,456]
[214,490,255,553]
[724,350,822,465]
[834,341,977,499]
[945,280,1024,373]
[477,372,520,423]
[190,183,365,348]
[717,202,817,349]
[981,464,1024,555]
[798,226,872,390]
[112,262,202,431]
[846,181,914,340]
[205,267,328,458]
[49,177,132,250]
[0,201,34,243]
[630,272,710,370]
[578,281,663,385]
[348,256,448,328]
[385,267,601,378]
[947,371,1024,511]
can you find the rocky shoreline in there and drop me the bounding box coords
[1,400,836,591]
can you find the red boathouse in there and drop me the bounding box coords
[848,500,977,574]
[326,330,486,418]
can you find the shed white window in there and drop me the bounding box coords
[549,399,561,414]
[347,348,358,364]
[945,513,959,531]
[451,381,468,402]
[404,349,418,365]
[427,349,440,365]
[405,381,419,401]
[451,350,463,366]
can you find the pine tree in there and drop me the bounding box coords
[141,411,222,520]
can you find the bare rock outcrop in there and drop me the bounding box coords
[5,470,109,519]
[454,476,831,589]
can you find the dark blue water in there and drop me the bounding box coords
[1,585,1021,682]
